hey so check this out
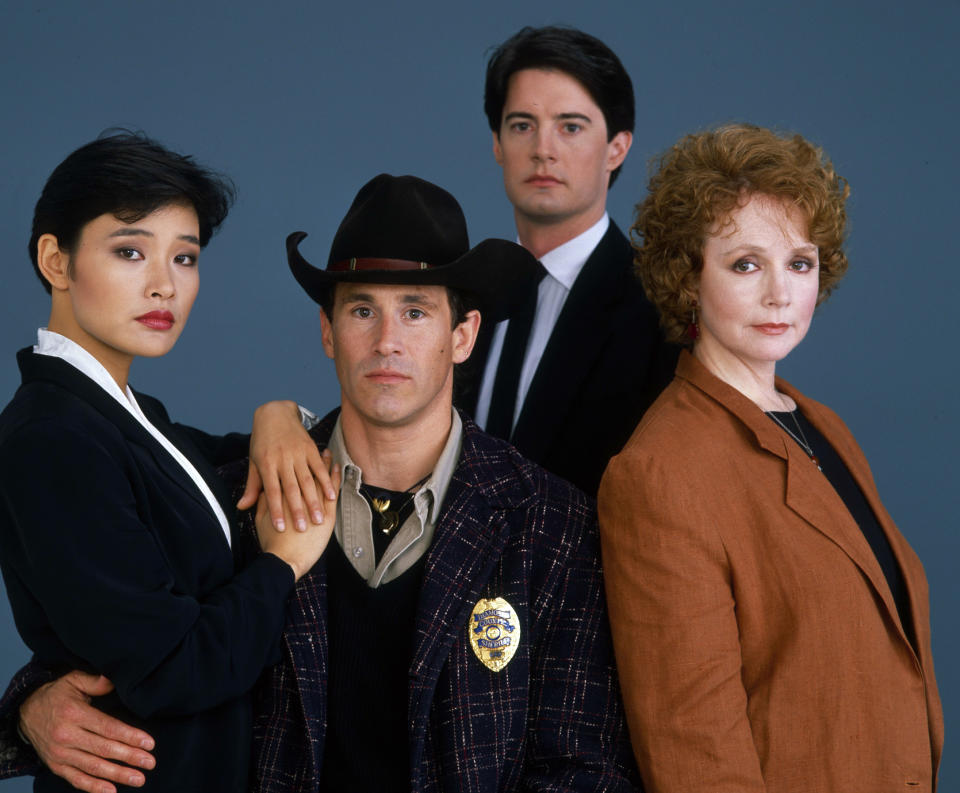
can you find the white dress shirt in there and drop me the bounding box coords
[34,328,232,546]
[475,214,610,433]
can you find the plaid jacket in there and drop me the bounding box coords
[243,410,640,792]
[0,411,640,792]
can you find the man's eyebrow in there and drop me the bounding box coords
[556,112,592,123]
[504,111,536,122]
[400,293,438,306]
[107,229,200,245]
[341,290,375,303]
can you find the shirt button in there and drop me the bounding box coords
[352,546,363,558]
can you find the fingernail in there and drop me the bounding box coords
[312,510,323,524]
[127,773,143,785]
[275,519,285,532]
[297,518,307,531]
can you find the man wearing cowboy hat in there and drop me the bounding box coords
[2,175,640,792]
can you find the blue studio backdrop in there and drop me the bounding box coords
[1,0,957,789]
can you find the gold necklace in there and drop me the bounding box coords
[362,472,432,536]
[369,495,408,535]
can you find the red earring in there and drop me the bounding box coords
[686,305,699,341]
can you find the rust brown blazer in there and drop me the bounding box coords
[598,351,942,793]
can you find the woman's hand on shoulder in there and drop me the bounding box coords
[238,400,337,531]
[255,462,341,581]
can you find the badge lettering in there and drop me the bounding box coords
[468,596,521,672]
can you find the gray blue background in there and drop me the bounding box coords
[1,0,957,788]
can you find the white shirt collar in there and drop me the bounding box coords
[35,328,137,407]
[536,213,609,290]
[33,328,233,547]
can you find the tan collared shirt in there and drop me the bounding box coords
[327,409,463,587]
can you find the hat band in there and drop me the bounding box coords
[330,257,432,272]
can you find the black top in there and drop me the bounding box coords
[320,541,427,793]
[769,409,914,646]
[0,349,294,792]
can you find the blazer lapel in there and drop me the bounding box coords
[680,352,912,650]
[780,437,904,630]
[406,422,529,779]
[512,223,629,457]
[19,350,227,538]
[138,396,239,532]
[784,386,921,652]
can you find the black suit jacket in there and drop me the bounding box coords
[460,221,679,495]
[0,349,294,792]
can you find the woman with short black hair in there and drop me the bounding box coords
[0,132,338,792]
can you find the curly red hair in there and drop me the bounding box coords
[632,124,850,345]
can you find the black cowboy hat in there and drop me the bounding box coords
[287,174,542,322]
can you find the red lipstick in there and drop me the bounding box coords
[753,323,789,335]
[136,310,175,330]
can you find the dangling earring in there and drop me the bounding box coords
[686,303,700,341]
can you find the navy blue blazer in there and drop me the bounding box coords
[0,349,294,792]
[460,221,679,496]
[227,411,640,792]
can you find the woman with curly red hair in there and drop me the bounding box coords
[598,124,942,792]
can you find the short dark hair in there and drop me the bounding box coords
[29,131,235,293]
[484,26,634,186]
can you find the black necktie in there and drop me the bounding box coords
[486,271,544,440]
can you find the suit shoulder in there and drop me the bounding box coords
[0,380,118,441]
[582,224,668,338]
[790,387,851,434]
[611,377,747,470]
[524,457,596,532]
[459,418,595,519]
[0,384,130,477]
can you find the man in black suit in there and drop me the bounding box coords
[461,26,678,496]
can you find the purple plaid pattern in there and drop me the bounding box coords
[238,411,640,792]
[0,411,641,792]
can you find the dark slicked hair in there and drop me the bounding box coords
[484,26,635,186]
[29,130,235,293]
